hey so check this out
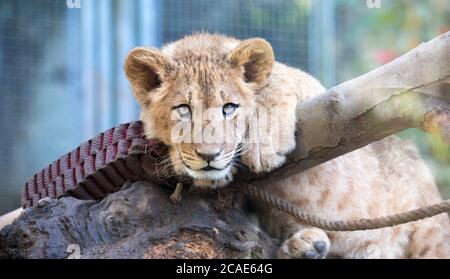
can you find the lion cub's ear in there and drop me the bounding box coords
[227,38,275,86]
[125,47,174,104]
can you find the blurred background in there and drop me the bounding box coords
[0,0,449,214]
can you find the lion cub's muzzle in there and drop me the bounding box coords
[179,145,236,180]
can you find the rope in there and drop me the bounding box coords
[21,121,450,232]
[238,183,450,231]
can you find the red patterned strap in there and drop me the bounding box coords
[21,121,169,208]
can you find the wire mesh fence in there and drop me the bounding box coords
[0,0,448,214]
[0,0,320,214]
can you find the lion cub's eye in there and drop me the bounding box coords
[222,103,239,118]
[173,104,191,120]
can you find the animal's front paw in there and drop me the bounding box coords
[277,228,330,259]
[242,147,286,173]
[260,152,286,172]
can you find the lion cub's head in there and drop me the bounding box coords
[125,34,274,188]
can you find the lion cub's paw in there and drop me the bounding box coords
[260,152,286,172]
[242,148,286,174]
[276,228,330,259]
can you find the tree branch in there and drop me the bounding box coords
[243,31,450,186]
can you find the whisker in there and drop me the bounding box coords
[214,153,234,165]
[231,160,249,172]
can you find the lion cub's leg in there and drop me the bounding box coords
[277,227,330,259]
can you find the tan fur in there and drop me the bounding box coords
[125,33,450,259]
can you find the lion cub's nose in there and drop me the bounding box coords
[197,152,220,163]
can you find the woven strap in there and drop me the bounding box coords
[21,121,168,208]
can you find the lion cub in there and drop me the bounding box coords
[125,33,450,258]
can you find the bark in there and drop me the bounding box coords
[0,181,276,259]
[242,31,450,186]
[1,32,449,259]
